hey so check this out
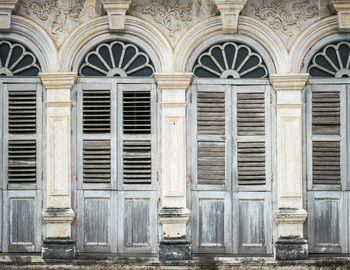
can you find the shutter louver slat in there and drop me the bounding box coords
[312,141,340,185]
[123,140,151,184]
[238,142,265,185]
[123,91,151,134]
[83,140,111,183]
[312,91,340,135]
[197,92,225,136]
[197,141,225,185]
[8,91,36,134]
[83,90,111,133]
[237,93,265,136]
[8,140,36,183]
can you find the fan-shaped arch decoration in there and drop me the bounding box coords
[0,40,41,76]
[193,42,269,79]
[79,40,155,77]
[308,41,350,78]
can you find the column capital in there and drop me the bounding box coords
[155,73,193,91]
[270,73,309,92]
[39,72,77,91]
[101,0,131,31]
[214,0,247,33]
[331,0,350,31]
[0,0,18,31]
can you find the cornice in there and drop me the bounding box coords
[39,72,78,90]
[270,73,309,92]
[155,73,193,91]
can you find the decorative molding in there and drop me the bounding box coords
[274,209,308,225]
[17,0,104,46]
[214,0,247,33]
[332,0,350,31]
[252,0,319,37]
[101,0,131,31]
[42,208,75,224]
[39,72,77,92]
[155,73,193,92]
[0,0,17,30]
[159,208,190,238]
[270,73,309,92]
[130,0,218,46]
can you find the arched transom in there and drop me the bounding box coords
[0,40,41,76]
[79,40,155,77]
[193,41,269,79]
[308,40,350,78]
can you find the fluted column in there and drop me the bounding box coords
[39,72,77,259]
[270,74,309,260]
[155,73,193,260]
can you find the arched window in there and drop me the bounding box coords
[74,39,157,254]
[305,37,350,254]
[0,40,42,253]
[188,38,273,255]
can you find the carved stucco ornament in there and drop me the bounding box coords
[16,0,104,47]
[130,0,219,47]
[241,0,333,49]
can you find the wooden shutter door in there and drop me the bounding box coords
[232,84,272,254]
[76,82,118,253]
[190,83,232,254]
[2,82,42,252]
[118,83,157,254]
[307,83,348,253]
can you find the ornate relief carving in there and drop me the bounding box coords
[16,0,104,47]
[252,0,319,37]
[130,0,218,47]
[242,0,334,49]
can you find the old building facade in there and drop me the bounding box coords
[0,0,349,263]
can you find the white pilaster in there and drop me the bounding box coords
[270,74,308,259]
[0,0,17,31]
[101,0,131,31]
[331,0,350,32]
[214,0,247,33]
[39,72,77,239]
[155,73,192,240]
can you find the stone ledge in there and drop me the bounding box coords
[0,255,350,269]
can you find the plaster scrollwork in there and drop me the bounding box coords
[130,0,218,46]
[252,0,319,37]
[16,0,104,46]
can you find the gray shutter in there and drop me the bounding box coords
[233,85,272,255]
[76,82,116,253]
[118,83,157,254]
[122,88,152,185]
[307,84,347,254]
[196,89,226,186]
[2,83,42,253]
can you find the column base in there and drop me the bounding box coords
[159,238,191,261]
[275,237,308,260]
[42,238,76,260]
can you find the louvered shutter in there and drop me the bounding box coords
[310,90,341,186]
[235,87,269,186]
[195,87,226,186]
[121,84,153,185]
[2,83,42,253]
[78,83,114,187]
[5,84,42,185]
